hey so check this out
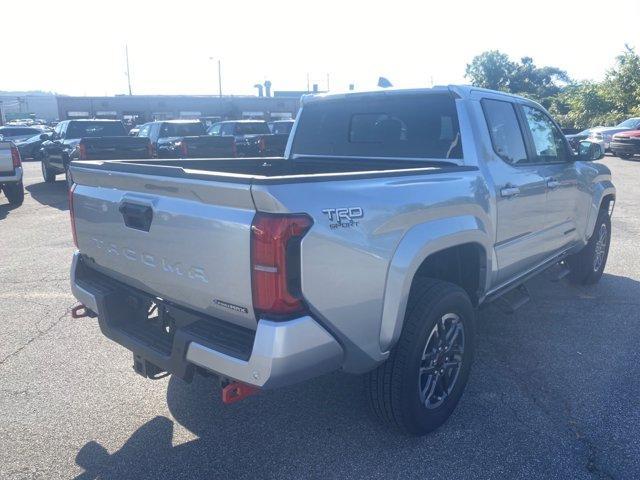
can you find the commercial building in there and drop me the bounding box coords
[55,94,301,125]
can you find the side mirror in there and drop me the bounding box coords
[578,140,604,162]
[40,133,50,141]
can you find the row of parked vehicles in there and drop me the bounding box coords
[565,116,640,158]
[0,118,296,185]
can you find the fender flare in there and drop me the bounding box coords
[378,215,492,352]
[585,181,615,240]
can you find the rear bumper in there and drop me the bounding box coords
[70,252,343,388]
[0,166,23,184]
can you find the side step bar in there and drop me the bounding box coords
[495,284,531,314]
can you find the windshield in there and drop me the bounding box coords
[291,93,462,159]
[235,122,270,135]
[616,118,640,128]
[161,122,205,137]
[66,122,126,139]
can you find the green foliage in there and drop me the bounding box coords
[465,46,640,129]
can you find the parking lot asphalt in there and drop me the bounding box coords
[1,158,639,480]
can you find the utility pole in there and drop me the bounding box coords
[326,73,330,91]
[125,44,133,95]
[306,73,310,93]
[218,60,222,97]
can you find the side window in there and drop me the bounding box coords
[482,99,528,165]
[138,124,151,137]
[52,122,64,139]
[220,123,234,136]
[521,106,568,163]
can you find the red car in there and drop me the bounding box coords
[610,129,640,159]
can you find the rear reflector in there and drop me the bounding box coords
[251,213,312,317]
[77,143,87,160]
[10,144,21,168]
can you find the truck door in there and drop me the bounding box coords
[46,121,67,170]
[481,98,551,284]
[519,105,580,254]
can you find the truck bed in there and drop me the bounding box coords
[71,156,468,184]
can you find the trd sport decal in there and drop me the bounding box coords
[321,207,364,229]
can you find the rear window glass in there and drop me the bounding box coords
[66,122,126,139]
[235,122,270,135]
[291,94,462,159]
[161,122,205,137]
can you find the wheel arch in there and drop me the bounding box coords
[586,182,616,240]
[379,215,491,352]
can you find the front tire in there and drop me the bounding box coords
[3,181,25,206]
[367,278,475,435]
[567,208,611,285]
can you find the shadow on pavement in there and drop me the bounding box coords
[73,272,640,479]
[26,180,69,211]
[0,199,20,220]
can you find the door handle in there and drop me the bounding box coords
[500,186,521,198]
[547,178,560,189]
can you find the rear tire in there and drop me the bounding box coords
[3,181,24,206]
[366,278,475,435]
[41,158,56,183]
[567,208,611,285]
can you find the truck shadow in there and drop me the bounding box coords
[26,179,69,211]
[73,271,640,479]
[0,201,20,220]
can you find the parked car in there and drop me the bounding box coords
[0,126,47,143]
[565,128,600,151]
[268,119,295,135]
[68,86,614,435]
[610,130,640,159]
[208,120,273,156]
[137,120,236,158]
[0,141,24,205]
[40,119,151,183]
[14,132,49,160]
[588,117,640,151]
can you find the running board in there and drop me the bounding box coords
[551,264,571,282]
[495,283,531,314]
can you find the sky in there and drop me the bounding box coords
[3,0,639,97]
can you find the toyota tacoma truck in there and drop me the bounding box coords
[0,141,24,206]
[68,86,615,435]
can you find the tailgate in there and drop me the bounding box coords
[83,136,150,160]
[183,136,234,158]
[70,163,257,329]
[0,142,13,173]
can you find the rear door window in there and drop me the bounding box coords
[482,99,528,165]
[292,93,463,159]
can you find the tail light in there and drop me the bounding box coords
[258,136,266,155]
[10,144,21,168]
[77,143,87,160]
[179,141,188,157]
[147,141,153,158]
[68,183,78,248]
[231,140,237,157]
[251,213,313,317]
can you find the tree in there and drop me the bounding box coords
[464,51,516,91]
[603,44,640,116]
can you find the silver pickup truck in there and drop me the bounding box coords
[0,141,25,206]
[68,86,615,435]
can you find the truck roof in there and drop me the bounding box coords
[301,85,528,104]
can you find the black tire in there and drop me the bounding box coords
[3,181,24,206]
[366,278,475,435]
[41,158,56,183]
[567,208,611,285]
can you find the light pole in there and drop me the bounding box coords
[209,57,222,97]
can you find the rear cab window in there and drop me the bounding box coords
[160,122,205,137]
[291,93,463,160]
[66,121,127,139]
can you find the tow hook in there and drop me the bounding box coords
[221,381,259,404]
[71,304,96,319]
